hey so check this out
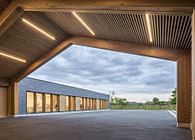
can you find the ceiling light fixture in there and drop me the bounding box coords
[22,18,56,40]
[72,11,95,36]
[145,14,152,42]
[0,51,26,63]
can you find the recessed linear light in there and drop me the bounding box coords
[72,11,95,36]
[22,18,56,40]
[0,51,26,63]
[145,14,152,42]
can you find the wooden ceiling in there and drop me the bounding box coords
[0,0,194,86]
[44,11,192,51]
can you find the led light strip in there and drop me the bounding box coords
[72,11,95,36]
[0,51,26,63]
[22,18,56,40]
[145,14,152,42]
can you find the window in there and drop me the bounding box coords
[84,98,87,110]
[90,98,93,110]
[80,97,83,110]
[36,93,43,112]
[93,99,96,110]
[53,95,59,112]
[27,92,34,113]
[99,99,102,109]
[71,96,75,111]
[45,94,51,112]
[66,96,70,111]
[87,98,90,110]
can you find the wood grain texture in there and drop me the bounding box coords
[177,52,192,128]
[71,37,187,61]
[13,36,73,82]
[0,87,7,117]
[75,97,80,111]
[0,8,23,37]
[0,0,18,26]
[59,95,66,112]
[7,81,18,116]
[18,0,195,9]
[192,8,195,139]
[13,36,187,82]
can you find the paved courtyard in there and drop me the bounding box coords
[0,110,192,140]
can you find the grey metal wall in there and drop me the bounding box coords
[19,77,110,114]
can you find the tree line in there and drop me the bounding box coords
[110,88,177,105]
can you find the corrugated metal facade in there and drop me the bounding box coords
[19,77,109,114]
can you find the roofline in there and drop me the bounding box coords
[25,77,109,96]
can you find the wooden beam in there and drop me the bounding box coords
[18,0,195,10]
[71,36,187,61]
[192,8,195,140]
[0,8,23,37]
[0,0,193,28]
[7,81,18,116]
[177,52,192,129]
[13,36,187,82]
[13,36,73,82]
[0,0,19,26]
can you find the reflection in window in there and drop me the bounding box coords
[45,94,51,112]
[84,98,87,110]
[80,97,83,110]
[27,92,34,113]
[66,96,69,111]
[53,95,59,112]
[36,93,43,112]
[71,96,75,111]
[87,98,90,110]
[90,98,93,110]
[93,99,96,110]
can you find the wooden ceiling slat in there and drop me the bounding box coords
[165,16,169,48]
[140,14,148,45]
[44,11,192,51]
[0,9,193,85]
[181,18,191,50]
[129,14,140,43]
[162,15,165,48]
[174,16,183,50]
[176,16,185,50]
[169,16,175,49]
[159,15,163,48]
[151,15,156,47]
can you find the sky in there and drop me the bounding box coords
[29,44,177,103]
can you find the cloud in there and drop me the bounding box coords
[29,44,176,101]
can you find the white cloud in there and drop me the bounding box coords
[29,44,176,102]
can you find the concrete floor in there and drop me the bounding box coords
[0,110,192,140]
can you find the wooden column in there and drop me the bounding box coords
[177,52,192,128]
[192,8,195,140]
[7,81,18,116]
[0,87,8,117]
[42,94,46,112]
[51,94,54,112]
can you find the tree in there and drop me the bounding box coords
[112,97,128,105]
[170,88,176,104]
[152,97,159,105]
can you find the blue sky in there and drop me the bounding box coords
[29,45,176,102]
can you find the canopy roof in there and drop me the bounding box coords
[0,0,194,86]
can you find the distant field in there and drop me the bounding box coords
[110,104,176,110]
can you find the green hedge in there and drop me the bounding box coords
[110,104,176,110]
